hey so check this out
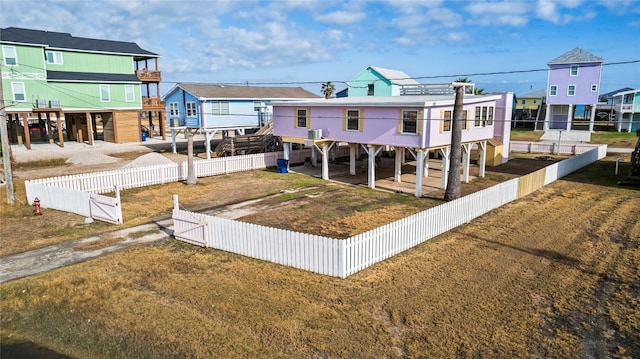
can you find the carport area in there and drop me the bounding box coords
[288,154,476,197]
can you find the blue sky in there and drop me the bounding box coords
[1,0,639,97]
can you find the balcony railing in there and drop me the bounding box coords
[135,69,162,82]
[142,97,165,108]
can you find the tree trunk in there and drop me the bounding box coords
[444,86,464,201]
[186,129,196,185]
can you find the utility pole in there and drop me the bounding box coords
[0,66,16,204]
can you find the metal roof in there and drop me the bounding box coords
[272,93,502,108]
[368,66,420,86]
[47,70,140,83]
[518,89,546,98]
[0,27,157,58]
[547,47,604,65]
[175,83,320,99]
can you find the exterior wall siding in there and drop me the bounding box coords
[47,50,134,73]
[273,96,503,149]
[347,69,393,97]
[547,62,602,105]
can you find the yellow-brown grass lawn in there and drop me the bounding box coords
[1,159,639,358]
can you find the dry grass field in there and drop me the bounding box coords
[1,152,639,358]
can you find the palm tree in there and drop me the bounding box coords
[474,87,486,95]
[444,85,464,201]
[321,82,335,99]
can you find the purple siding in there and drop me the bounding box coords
[273,95,507,149]
[547,62,602,105]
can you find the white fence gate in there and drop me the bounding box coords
[89,187,123,224]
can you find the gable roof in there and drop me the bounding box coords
[547,47,604,65]
[368,66,420,86]
[172,83,320,100]
[0,27,157,58]
[519,89,546,98]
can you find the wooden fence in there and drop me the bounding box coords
[172,146,607,278]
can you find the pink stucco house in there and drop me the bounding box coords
[273,87,514,196]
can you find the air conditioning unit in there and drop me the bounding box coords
[308,129,322,140]
[49,100,60,108]
[36,99,47,108]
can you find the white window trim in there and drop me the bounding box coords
[346,109,360,131]
[402,110,418,134]
[124,85,135,102]
[169,102,179,116]
[186,101,197,117]
[211,101,230,116]
[570,64,579,76]
[46,51,63,65]
[550,85,558,96]
[567,85,576,97]
[3,45,17,66]
[100,84,111,102]
[11,82,26,102]
[296,108,308,128]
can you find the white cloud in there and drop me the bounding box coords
[465,1,530,26]
[315,10,366,25]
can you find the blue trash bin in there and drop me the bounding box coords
[276,159,288,173]
[141,132,147,142]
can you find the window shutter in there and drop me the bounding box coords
[307,108,311,129]
[440,109,444,132]
[342,108,347,131]
[293,108,297,128]
[359,108,364,132]
[397,109,403,133]
[417,109,423,135]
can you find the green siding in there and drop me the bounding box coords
[348,68,393,97]
[2,44,47,74]
[48,50,134,74]
[2,43,141,111]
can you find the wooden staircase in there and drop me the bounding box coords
[214,121,281,157]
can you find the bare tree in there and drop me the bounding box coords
[186,129,196,185]
[444,85,464,201]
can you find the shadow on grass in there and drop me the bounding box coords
[0,340,72,359]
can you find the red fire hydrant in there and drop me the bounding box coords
[33,197,42,216]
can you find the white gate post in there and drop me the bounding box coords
[115,185,123,224]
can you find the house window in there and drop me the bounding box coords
[567,85,576,96]
[296,109,308,128]
[169,102,179,116]
[474,107,481,127]
[443,110,452,132]
[533,100,537,104]
[100,85,110,102]
[591,84,598,92]
[186,102,197,117]
[124,85,135,102]
[11,82,25,102]
[402,110,418,134]
[482,107,488,126]
[570,65,578,76]
[211,101,229,115]
[521,100,525,105]
[367,84,374,96]
[461,110,468,130]
[347,109,360,131]
[550,85,557,96]
[487,107,494,125]
[46,51,63,65]
[2,45,17,65]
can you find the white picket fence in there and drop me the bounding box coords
[510,141,601,155]
[172,145,607,278]
[23,149,314,223]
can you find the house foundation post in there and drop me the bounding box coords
[394,148,402,182]
[462,143,472,183]
[415,149,425,197]
[367,145,376,189]
[321,142,329,180]
[440,146,451,189]
[349,143,356,175]
[478,141,487,177]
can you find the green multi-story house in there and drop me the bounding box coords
[1,27,164,148]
